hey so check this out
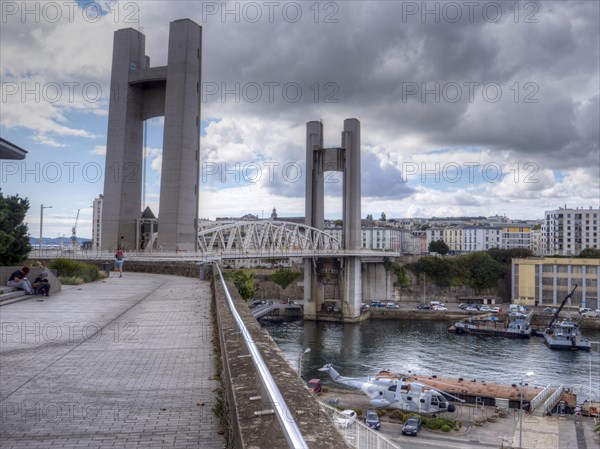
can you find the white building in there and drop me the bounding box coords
[91,194,103,249]
[325,227,401,251]
[530,228,545,256]
[425,229,443,248]
[362,227,401,251]
[463,227,502,252]
[544,206,600,255]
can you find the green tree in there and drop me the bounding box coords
[270,269,302,289]
[0,191,31,265]
[380,212,387,221]
[487,247,533,264]
[428,239,449,255]
[223,269,256,300]
[578,248,600,259]
[462,252,505,289]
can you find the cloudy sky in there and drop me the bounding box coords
[1,0,599,239]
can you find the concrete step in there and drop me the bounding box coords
[0,288,29,306]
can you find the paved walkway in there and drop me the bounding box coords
[0,273,225,449]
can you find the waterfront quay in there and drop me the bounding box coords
[320,390,599,449]
[0,273,224,449]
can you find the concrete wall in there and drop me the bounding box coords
[361,263,392,301]
[213,273,352,449]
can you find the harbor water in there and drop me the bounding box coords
[264,319,600,402]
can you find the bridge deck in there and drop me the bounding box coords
[0,273,224,449]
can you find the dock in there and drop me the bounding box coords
[408,374,577,410]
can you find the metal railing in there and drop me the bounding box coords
[543,384,564,415]
[214,263,308,449]
[529,384,552,414]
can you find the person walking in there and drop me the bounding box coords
[7,266,34,294]
[114,249,125,277]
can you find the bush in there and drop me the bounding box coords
[425,417,455,431]
[48,259,101,283]
[58,276,86,285]
[223,269,256,300]
[350,408,362,417]
[441,424,452,432]
[390,263,411,288]
[389,410,404,420]
[269,269,302,289]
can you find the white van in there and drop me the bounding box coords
[509,304,525,313]
[430,301,444,307]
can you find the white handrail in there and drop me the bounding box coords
[214,263,308,449]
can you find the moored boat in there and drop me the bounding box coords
[542,285,591,351]
[449,312,532,338]
[543,320,591,350]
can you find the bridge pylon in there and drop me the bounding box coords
[304,119,363,322]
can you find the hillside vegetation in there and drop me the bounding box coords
[404,248,533,290]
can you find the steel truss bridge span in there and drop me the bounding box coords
[197,220,341,258]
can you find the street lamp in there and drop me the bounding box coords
[519,371,534,449]
[39,204,53,252]
[298,348,311,379]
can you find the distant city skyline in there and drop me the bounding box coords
[1,1,598,239]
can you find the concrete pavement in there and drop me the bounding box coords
[0,273,225,449]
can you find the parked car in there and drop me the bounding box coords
[364,409,381,430]
[371,301,386,308]
[417,303,431,310]
[333,306,341,313]
[386,302,400,309]
[491,306,501,313]
[465,306,478,312]
[401,417,422,436]
[579,307,593,315]
[361,303,370,310]
[480,305,492,312]
[336,409,357,428]
[251,300,265,306]
[433,305,447,311]
[459,303,467,310]
[542,307,554,314]
[307,378,322,394]
[582,310,600,318]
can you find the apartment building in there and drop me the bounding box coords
[442,228,464,253]
[512,257,600,309]
[544,206,600,255]
[463,227,502,252]
[501,226,531,250]
[325,226,401,251]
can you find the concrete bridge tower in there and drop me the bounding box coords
[304,119,362,321]
[102,19,201,251]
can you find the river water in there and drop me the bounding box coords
[264,319,600,402]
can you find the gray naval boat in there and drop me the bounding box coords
[543,285,592,351]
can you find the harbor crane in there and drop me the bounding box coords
[71,209,80,250]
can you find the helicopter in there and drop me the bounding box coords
[318,363,463,416]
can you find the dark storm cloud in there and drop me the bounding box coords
[186,1,597,167]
